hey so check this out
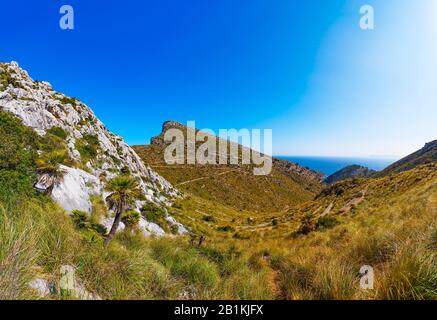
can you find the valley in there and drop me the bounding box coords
[0,61,436,300]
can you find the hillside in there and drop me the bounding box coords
[134,121,324,212]
[377,140,437,176]
[0,61,435,300]
[0,61,184,236]
[159,163,436,299]
[325,165,376,184]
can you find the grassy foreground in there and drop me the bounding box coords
[0,111,435,299]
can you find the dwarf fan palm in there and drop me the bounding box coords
[34,151,67,195]
[104,175,143,245]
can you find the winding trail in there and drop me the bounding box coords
[175,169,240,186]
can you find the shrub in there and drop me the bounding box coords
[316,215,339,231]
[120,166,130,175]
[0,111,39,207]
[121,210,141,228]
[170,224,179,235]
[202,215,216,223]
[141,202,166,223]
[296,214,316,235]
[59,96,76,106]
[0,111,39,171]
[46,126,68,140]
[0,69,22,89]
[36,150,68,173]
[71,209,106,236]
[217,225,235,232]
[71,210,88,228]
[75,134,100,161]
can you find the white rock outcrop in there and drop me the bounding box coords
[29,271,101,300]
[0,61,184,235]
[0,61,178,201]
[29,278,54,297]
[100,216,126,233]
[50,165,102,213]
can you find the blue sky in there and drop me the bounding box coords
[1,0,436,157]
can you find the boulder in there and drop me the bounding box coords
[50,165,102,213]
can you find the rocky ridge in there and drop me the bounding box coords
[377,140,437,176]
[324,164,376,184]
[152,120,324,186]
[0,61,184,236]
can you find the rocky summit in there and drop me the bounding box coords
[324,164,376,184]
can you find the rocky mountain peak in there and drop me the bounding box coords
[324,165,376,184]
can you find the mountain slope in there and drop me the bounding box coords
[377,140,437,176]
[0,61,183,236]
[325,164,376,184]
[1,61,435,300]
[134,121,324,212]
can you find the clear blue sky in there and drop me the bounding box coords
[1,0,436,157]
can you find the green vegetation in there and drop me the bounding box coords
[0,110,435,300]
[0,110,272,299]
[377,140,436,176]
[58,96,77,106]
[0,66,22,90]
[104,176,143,245]
[134,145,315,212]
[75,134,100,162]
[0,111,39,208]
[202,215,216,223]
[71,209,106,236]
[121,210,141,228]
[140,202,172,232]
[46,126,68,140]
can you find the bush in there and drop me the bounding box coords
[316,215,339,231]
[120,166,131,175]
[217,225,235,232]
[0,111,39,207]
[36,150,68,173]
[202,215,216,223]
[0,69,22,89]
[170,224,179,235]
[75,134,100,161]
[46,127,68,140]
[296,214,316,235]
[71,209,106,236]
[121,210,141,228]
[141,202,167,225]
[0,111,39,171]
[59,96,77,106]
[71,210,88,228]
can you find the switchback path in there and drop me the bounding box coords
[175,169,240,186]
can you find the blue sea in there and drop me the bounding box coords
[277,156,398,177]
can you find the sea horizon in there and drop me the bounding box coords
[276,155,399,177]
